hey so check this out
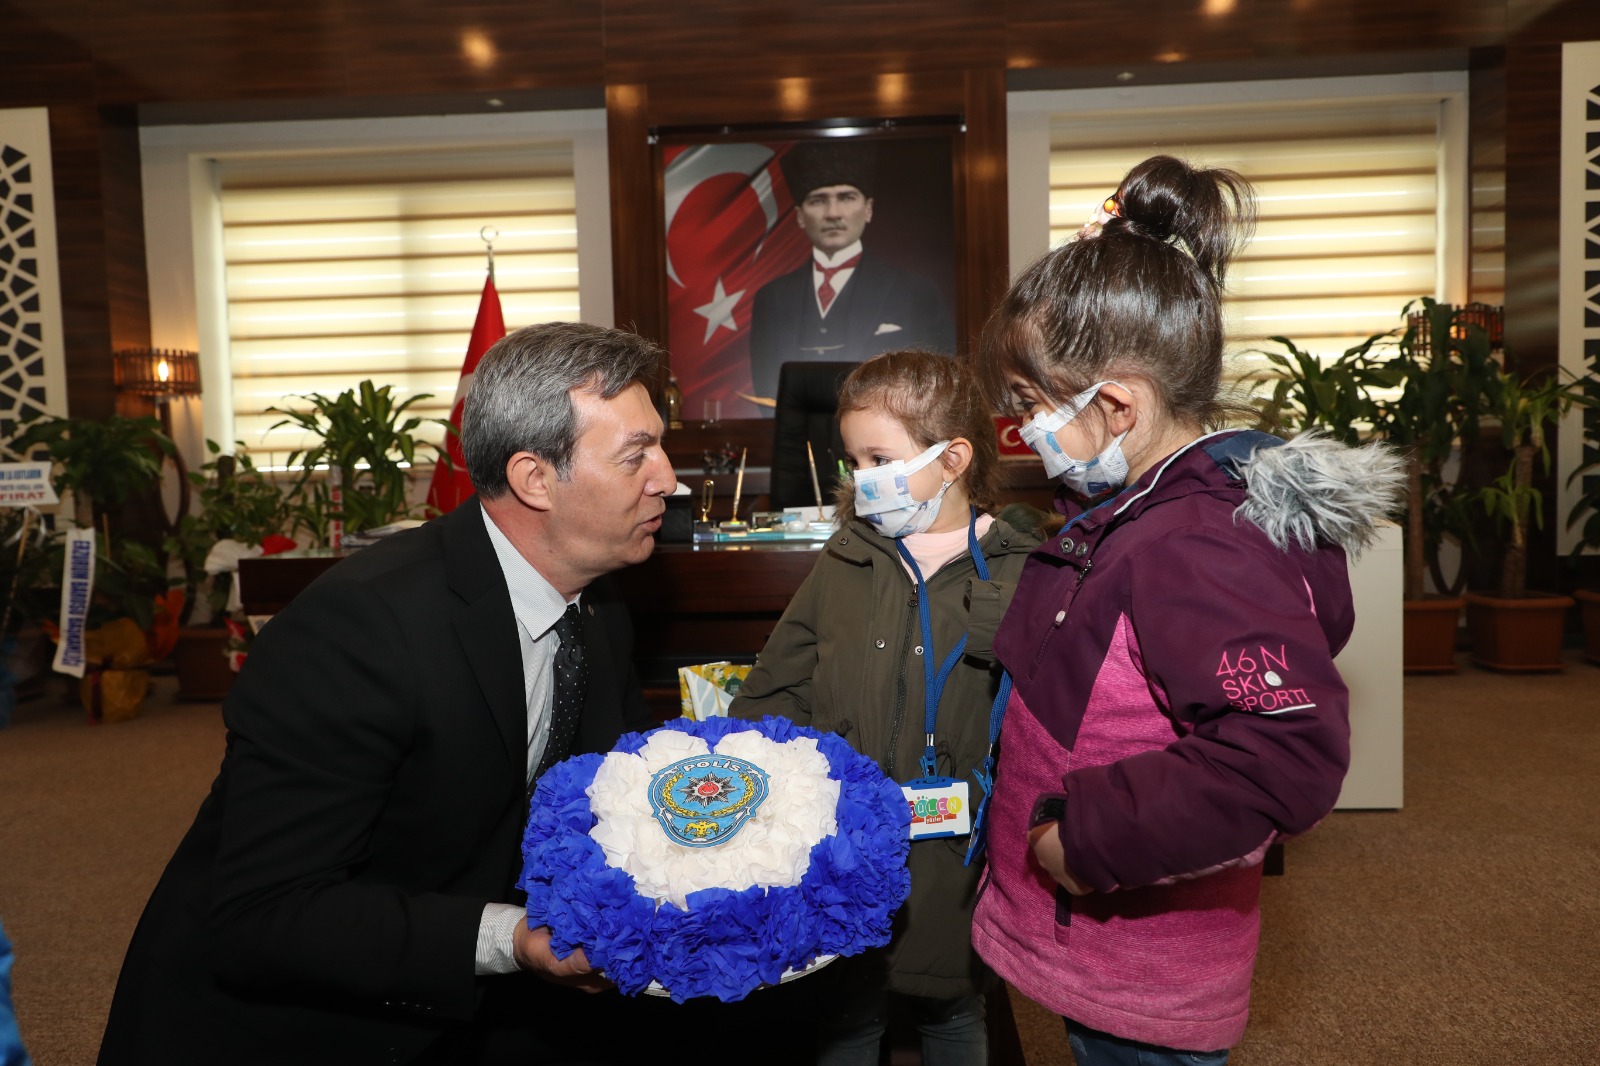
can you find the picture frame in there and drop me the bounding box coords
[657,117,961,421]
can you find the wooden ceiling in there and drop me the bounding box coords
[0,0,1536,114]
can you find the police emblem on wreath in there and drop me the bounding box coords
[648,754,771,848]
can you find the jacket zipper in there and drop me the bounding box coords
[1030,558,1092,672]
[884,587,918,778]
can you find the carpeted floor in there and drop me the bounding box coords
[1,658,1597,1065]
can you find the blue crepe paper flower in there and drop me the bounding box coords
[518,715,911,1002]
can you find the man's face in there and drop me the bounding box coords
[795,184,873,255]
[543,381,676,584]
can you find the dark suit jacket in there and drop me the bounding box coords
[747,251,955,399]
[99,502,652,1065]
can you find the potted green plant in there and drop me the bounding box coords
[1464,363,1594,671]
[1253,298,1497,673]
[1,508,57,726]
[1368,300,1503,672]
[268,380,444,544]
[13,414,181,720]
[163,441,294,699]
[1252,332,1393,448]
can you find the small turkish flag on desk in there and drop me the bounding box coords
[426,275,507,515]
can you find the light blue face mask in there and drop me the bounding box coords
[852,441,952,538]
[1016,382,1130,497]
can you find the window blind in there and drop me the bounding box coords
[217,143,578,456]
[1048,100,1446,374]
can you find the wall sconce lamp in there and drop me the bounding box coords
[113,347,202,524]
[113,347,202,404]
[1405,303,1505,361]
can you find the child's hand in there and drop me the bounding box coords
[1028,821,1092,895]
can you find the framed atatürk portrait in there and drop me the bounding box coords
[659,120,959,419]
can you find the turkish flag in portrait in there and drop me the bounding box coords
[426,275,507,514]
[663,143,811,419]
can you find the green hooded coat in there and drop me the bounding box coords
[730,513,1040,999]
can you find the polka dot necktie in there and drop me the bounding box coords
[534,603,587,782]
[815,254,861,314]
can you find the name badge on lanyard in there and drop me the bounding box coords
[894,510,1005,849]
[902,776,972,840]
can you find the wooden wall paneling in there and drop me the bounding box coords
[1499,0,1600,376]
[641,72,968,130]
[1500,41,1561,378]
[960,68,1008,353]
[603,0,1004,87]
[99,107,150,360]
[1499,40,1562,594]
[607,82,665,347]
[47,104,140,419]
[0,2,97,109]
[87,0,344,106]
[338,0,605,99]
[1467,53,1506,307]
[1005,0,1504,72]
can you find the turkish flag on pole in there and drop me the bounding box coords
[426,275,507,514]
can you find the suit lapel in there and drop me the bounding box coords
[444,502,526,775]
[782,267,810,354]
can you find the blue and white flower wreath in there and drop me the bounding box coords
[519,715,911,1002]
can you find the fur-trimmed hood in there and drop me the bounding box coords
[1231,431,1406,559]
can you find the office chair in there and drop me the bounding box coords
[769,360,856,511]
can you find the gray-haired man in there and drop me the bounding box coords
[101,322,672,1065]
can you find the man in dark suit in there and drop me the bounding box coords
[747,141,955,400]
[99,322,672,1065]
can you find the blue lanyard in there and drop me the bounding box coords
[894,508,1012,785]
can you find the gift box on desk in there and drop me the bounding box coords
[678,661,752,719]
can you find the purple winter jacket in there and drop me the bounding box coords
[972,429,1403,1051]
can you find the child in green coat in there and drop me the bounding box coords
[731,349,1039,1066]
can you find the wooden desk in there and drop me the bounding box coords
[611,541,822,714]
[238,541,823,718]
[238,551,342,616]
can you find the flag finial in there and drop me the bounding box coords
[480,225,499,282]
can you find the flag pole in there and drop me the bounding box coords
[425,227,508,516]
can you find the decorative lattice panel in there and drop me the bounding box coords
[1559,44,1600,554]
[0,141,50,459]
[1581,85,1599,516]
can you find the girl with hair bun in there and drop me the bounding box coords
[970,156,1404,1064]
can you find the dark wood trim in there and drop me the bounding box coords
[607,82,664,349]
[48,104,149,419]
[961,68,1009,355]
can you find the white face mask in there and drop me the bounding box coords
[1017,382,1131,497]
[852,441,952,538]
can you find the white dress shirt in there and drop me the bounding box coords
[474,504,581,974]
[812,239,864,317]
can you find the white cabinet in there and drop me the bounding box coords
[1333,523,1404,809]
